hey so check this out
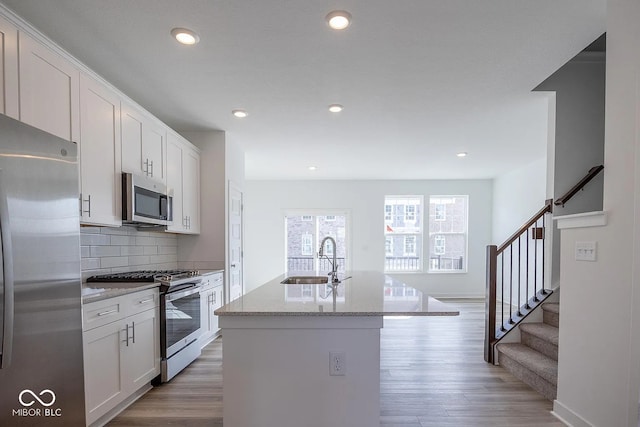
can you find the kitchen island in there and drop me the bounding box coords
[215,270,459,427]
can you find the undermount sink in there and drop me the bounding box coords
[280,275,329,285]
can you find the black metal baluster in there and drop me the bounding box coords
[501,252,505,331]
[509,245,514,324]
[526,226,530,309]
[517,236,522,316]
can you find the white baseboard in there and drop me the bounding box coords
[552,400,594,427]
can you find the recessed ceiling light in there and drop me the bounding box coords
[326,10,352,30]
[457,152,468,158]
[171,28,200,45]
[328,104,343,113]
[308,166,317,171]
[232,109,248,118]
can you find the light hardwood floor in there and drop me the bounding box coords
[109,299,564,427]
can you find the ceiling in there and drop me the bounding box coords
[0,1,606,180]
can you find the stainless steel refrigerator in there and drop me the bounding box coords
[0,114,85,425]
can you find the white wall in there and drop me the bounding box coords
[553,1,640,426]
[492,157,547,244]
[244,179,492,298]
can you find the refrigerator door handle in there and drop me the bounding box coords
[0,170,15,369]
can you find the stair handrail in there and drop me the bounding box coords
[497,200,554,253]
[554,165,604,207]
[484,199,554,364]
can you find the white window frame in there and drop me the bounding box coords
[428,195,468,274]
[284,209,352,272]
[384,195,424,273]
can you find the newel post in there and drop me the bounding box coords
[484,245,497,363]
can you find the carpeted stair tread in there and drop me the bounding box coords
[542,302,560,327]
[542,303,559,314]
[497,343,558,385]
[520,322,559,346]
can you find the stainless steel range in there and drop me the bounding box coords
[87,270,204,382]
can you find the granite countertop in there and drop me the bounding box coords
[82,282,160,304]
[215,270,459,317]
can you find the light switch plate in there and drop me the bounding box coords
[575,241,597,261]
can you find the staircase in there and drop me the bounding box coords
[496,302,559,400]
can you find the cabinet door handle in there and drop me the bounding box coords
[81,194,91,217]
[212,292,216,305]
[143,158,148,175]
[131,321,135,344]
[138,297,154,305]
[149,160,154,177]
[123,325,129,347]
[97,308,117,317]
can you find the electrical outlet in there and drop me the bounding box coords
[329,351,346,376]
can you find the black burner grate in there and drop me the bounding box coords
[86,270,195,283]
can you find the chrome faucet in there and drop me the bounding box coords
[318,236,339,283]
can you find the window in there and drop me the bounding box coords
[385,237,393,256]
[434,235,445,255]
[429,196,468,272]
[285,213,349,273]
[404,236,416,256]
[384,196,423,272]
[301,233,313,256]
[384,205,392,222]
[405,204,416,222]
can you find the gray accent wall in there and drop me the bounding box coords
[535,43,606,216]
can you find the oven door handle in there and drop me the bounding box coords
[165,285,202,302]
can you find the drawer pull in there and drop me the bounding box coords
[137,297,154,305]
[97,308,118,317]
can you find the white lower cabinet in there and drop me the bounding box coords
[83,288,160,426]
[200,272,224,347]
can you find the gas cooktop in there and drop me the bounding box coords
[86,270,199,283]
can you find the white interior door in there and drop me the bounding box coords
[228,182,244,303]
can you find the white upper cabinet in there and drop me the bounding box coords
[18,31,79,142]
[0,16,18,119]
[183,146,200,233]
[166,131,200,234]
[166,133,184,232]
[79,73,122,226]
[121,101,165,184]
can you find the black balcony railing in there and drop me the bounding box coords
[287,257,346,272]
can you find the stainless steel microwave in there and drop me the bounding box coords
[122,172,172,226]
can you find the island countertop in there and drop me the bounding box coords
[215,270,459,316]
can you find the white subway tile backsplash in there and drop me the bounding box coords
[100,256,129,268]
[143,246,158,255]
[81,226,178,277]
[82,258,101,270]
[80,233,110,246]
[128,255,151,266]
[121,246,144,256]
[110,235,136,246]
[135,236,156,246]
[90,245,121,257]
